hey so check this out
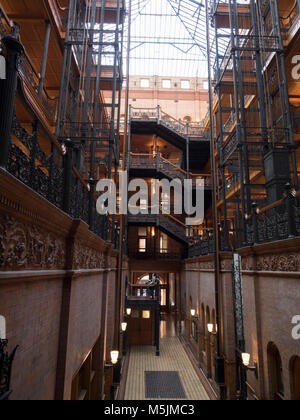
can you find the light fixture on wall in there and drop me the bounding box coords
[126,308,132,316]
[190,309,196,317]
[241,353,258,378]
[121,322,128,332]
[207,324,217,335]
[110,350,119,365]
[207,323,214,333]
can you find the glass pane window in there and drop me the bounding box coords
[181,80,190,89]
[162,79,171,89]
[140,78,150,88]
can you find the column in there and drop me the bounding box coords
[0,24,24,168]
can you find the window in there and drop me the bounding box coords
[71,338,101,400]
[160,233,168,254]
[162,79,171,89]
[181,80,190,89]
[138,227,147,236]
[140,78,150,88]
[142,311,151,319]
[203,81,209,90]
[139,238,147,253]
[268,343,285,400]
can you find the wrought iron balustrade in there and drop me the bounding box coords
[6,114,117,246]
[0,339,18,401]
[0,6,58,120]
[130,107,209,139]
[188,231,215,258]
[128,251,182,260]
[130,153,212,186]
[245,187,300,246]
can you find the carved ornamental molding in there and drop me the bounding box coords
[241,253,300,272]
[72,240,106,270]
[0,215,66,270]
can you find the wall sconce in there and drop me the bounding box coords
[207,323,214,333]
[61,143,67,156]
[242,353,258,378]
[121,322,128,332]
[190,309,196,317]
[207,324,217,334]
[110,350,119,365]
[126,308,132,316]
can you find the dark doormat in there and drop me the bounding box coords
[145,371,187,399]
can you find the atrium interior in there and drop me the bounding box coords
[0,0,299,401]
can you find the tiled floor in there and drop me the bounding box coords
[124,317,210,400]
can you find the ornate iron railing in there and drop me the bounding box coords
[7,114,117,247]
[130,153,212,186]
[0,339,18,401]
[128,251,182,260]
[130,106,209,139]
[245,185,300,246]
[0,6,58,120]
[188,230,215,258]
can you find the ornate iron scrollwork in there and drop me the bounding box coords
[0,339,18,401]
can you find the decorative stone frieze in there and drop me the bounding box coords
[0,215,66,270]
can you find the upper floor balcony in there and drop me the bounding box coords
[130,106,210,142]
[129,153,212,188]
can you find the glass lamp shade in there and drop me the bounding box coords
[126,308,132,316]
[190,309,196,317]
[242,353,251,367]
[207,324,214,333]
[111,350,119,365]
[121,322,128,332]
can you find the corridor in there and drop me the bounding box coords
[123,317,210,400]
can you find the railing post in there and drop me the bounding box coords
[0,24,24,168]
[38,20,51,99]
[29,120,39,190]
[252,202,259,245]
[88,178,96,231]
[157,105,161,124]
[63,138,73,214]
[285,182,296,238]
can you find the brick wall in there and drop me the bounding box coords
[0,169,119,400]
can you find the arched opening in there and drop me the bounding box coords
[267,342,285,400]
[290,356,300,400]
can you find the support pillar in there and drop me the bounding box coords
[0,24,24,168]
[38,20,51,99]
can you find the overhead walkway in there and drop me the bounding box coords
[130,107,211,169]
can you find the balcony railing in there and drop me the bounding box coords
[129,251,182,260]
[130,153,212,187]
[130,106,209,139]
[7,113,118,248]
[245,185,300,246]
[0,7,59,121]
